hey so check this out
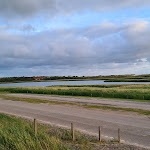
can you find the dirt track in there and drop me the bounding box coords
[6,93,150,110]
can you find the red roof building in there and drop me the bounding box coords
[34,77,48,80]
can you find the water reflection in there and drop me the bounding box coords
[0,80,150,87]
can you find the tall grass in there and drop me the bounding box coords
[0,84,150,101]
[0,113,101,150]
[1,113,141,150]
[0,113,68,150]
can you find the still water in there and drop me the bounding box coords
[0,80,150,87]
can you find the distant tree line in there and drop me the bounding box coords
[43,76,102,80]
[0,77,34,82]
[44,76,80,80]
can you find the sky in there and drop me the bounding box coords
[1,0,150,77]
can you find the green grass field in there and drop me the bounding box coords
[1,84,150,101]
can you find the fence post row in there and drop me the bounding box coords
[33,119,121,144]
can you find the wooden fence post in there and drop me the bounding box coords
[34,118,37,136]
[118,128,121,143]
[71,123,75,141]
[99,126,101,142]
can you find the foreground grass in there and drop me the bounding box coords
[0,113,101,150]
[0,94,150,115]
[0,113,69,150]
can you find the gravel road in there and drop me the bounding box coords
[6,93,150,110]
[0,96,150,149]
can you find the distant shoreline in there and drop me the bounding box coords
[1,74,150,84]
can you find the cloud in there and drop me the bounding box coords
[0,0,55,19]
[1,1,150,76]
[20,25,35,32]
[0,21,150,75]
[0,0,150,20]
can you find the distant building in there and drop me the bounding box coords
[34,77,48,80]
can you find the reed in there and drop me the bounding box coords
[0,84,150,101]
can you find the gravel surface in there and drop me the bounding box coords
[6,93,150,110]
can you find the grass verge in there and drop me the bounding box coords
[0,113,69,150]
[0,94,150,115]
[0,113,123,150]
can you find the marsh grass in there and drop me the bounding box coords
[1,84,150,101]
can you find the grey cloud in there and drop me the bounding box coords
[80,23,127,39]
[0,0,150,19]
[1,21,150,72]
[0,0,55,18]
[20,25,35,32]
[0,24,35,34]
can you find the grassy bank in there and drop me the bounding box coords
[0,113,68,150]
[1,84,150,101]
[104,79,150,82]
[0,114,146,150]
[0,113,103,150]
